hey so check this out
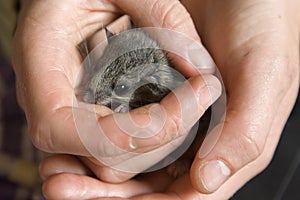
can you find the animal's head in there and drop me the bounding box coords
[80,28,185,112]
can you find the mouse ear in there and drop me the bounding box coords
[105,27,114,39]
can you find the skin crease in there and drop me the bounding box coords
[12,0,299,200]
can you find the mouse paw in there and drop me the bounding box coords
[113,104,129,113]
[166,158,191,178]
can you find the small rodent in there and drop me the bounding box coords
[79,28,184,113]
[77,27,210,178]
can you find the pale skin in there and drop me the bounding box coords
[14,0,220,184]
[13,0,300,199]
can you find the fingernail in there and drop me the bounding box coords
[188,48,216,73]
[200,160,231,193]
[129,133,161,150]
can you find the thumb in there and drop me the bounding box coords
[109,0,216,76]
[189,69,296,194]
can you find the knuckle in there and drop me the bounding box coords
[223,112,268,169]
[238,131,274,172]
[239,133,262,160]
[151,0,191,30]
[163,111,182,141]
[234,128,264,167]
[28,117,53,153]
[97,167,131,183]
[160,2,180,28]
[139,103,181,143]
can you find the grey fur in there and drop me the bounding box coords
[77,28,211,177]
[78,29,185,112]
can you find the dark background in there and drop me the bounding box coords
[232,95,300,200]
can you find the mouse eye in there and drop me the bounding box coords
[113,83,130,96]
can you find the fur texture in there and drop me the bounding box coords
[77,28,210,178]
[79,29,184,112]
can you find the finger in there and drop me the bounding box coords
[41,159,233,200]
[109,0,216,75]
[15,73,220,168]
[73,75,221,179]
[14,0,120,111]
[190,49,298,194]
[42,170,173,200]
[79,156,137,183]
[99,75,220,151]
[110,0,199,39]
[39,154,92,180]
[17,0,120,46]
[181,0,300,194]
[12,0,120,153]
[37,74,220,183]
[97,174,231,200]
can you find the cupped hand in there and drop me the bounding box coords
[185,0,300,194]
[40,0,300,199]
[39,154,230,200]
[13,0,218,185]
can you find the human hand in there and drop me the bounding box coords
[40,0,300,199]
[13,0,219,185]
[184,0,300,194]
